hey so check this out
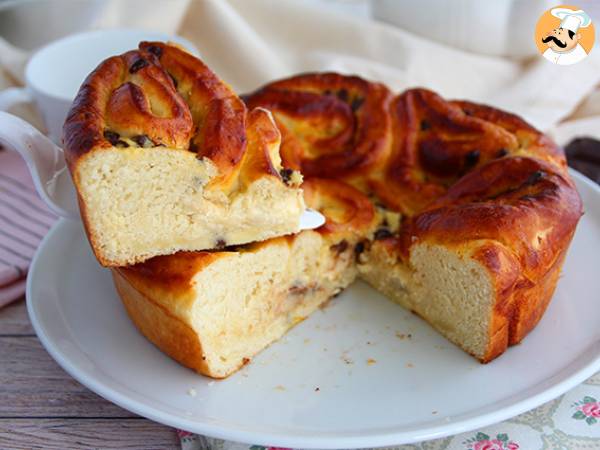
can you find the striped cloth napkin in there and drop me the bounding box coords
[0,148,57,307]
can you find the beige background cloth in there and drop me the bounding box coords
[176,0,600,135]
[2,0,600,141]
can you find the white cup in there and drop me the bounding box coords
[0,28,198,143]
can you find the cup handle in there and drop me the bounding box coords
[0,111,79,219]
[0,87,32,111]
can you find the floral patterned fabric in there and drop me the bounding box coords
[179,372,600,450]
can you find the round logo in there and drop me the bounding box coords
[534,5,595,65]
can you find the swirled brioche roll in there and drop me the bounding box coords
[243,72,393,189]
[63,42,305,267]
[246,75,583,363]
[112,178,377,378]
[369,89,568,215]
[361,90,582,362]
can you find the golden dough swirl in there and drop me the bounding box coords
[63,42,285,186]
[371,89,568,215]
[246,74,582,278]
[302,178,375,235]
[243,72,393,184]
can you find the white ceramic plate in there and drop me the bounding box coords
[27,171,600,449]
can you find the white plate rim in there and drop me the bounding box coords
[26,169,600,449]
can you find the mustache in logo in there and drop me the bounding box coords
[542,35,567,48]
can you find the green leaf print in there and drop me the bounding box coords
[475,432,490,441]
[573,410,586,420]
[497,433,509,442]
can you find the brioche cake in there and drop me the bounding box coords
[105,69,582,379]
[112,178,378,378]
[63,42,305,267]
[245,75,583,364]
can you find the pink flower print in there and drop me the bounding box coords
[465,432,519,450]
[581,402,600,418]
[572,396,600,425]
[473,440,504,450]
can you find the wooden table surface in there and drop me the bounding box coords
[0,298,179,450]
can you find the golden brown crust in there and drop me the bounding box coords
[243,72,393,181]
[451,100,566,170]
[236,108,282,185]
[302,178,375,235]
[402,157,581,268]
[112,270,222,377]
[117,251,224,296]
[63,41,287,185]
[63,46,194,163]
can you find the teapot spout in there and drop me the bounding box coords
[0,111,79,219]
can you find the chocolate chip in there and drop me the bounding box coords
[330,240,349,254]
[147,45,163,58]
[337,89,349,102]
[526,170,545,185]
[103,130,121,146]
[496,148,509,158]
[116,140,129,148]
[280,168,294,185]
[374,228,393,240]
[215,239,227,249]
[132,134,154,148]
[354,241,366,257]
[129,58,148,74]
[464,150,480,167]
[168,72,178,89]
[420,120,431,131]
[351,97,364,112]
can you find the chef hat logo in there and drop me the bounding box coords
[534,4,595,66]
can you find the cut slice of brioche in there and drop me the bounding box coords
[64,42,305,266]
[113,231,358,378]
[112,178,376,377]
[358,238,570,362]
